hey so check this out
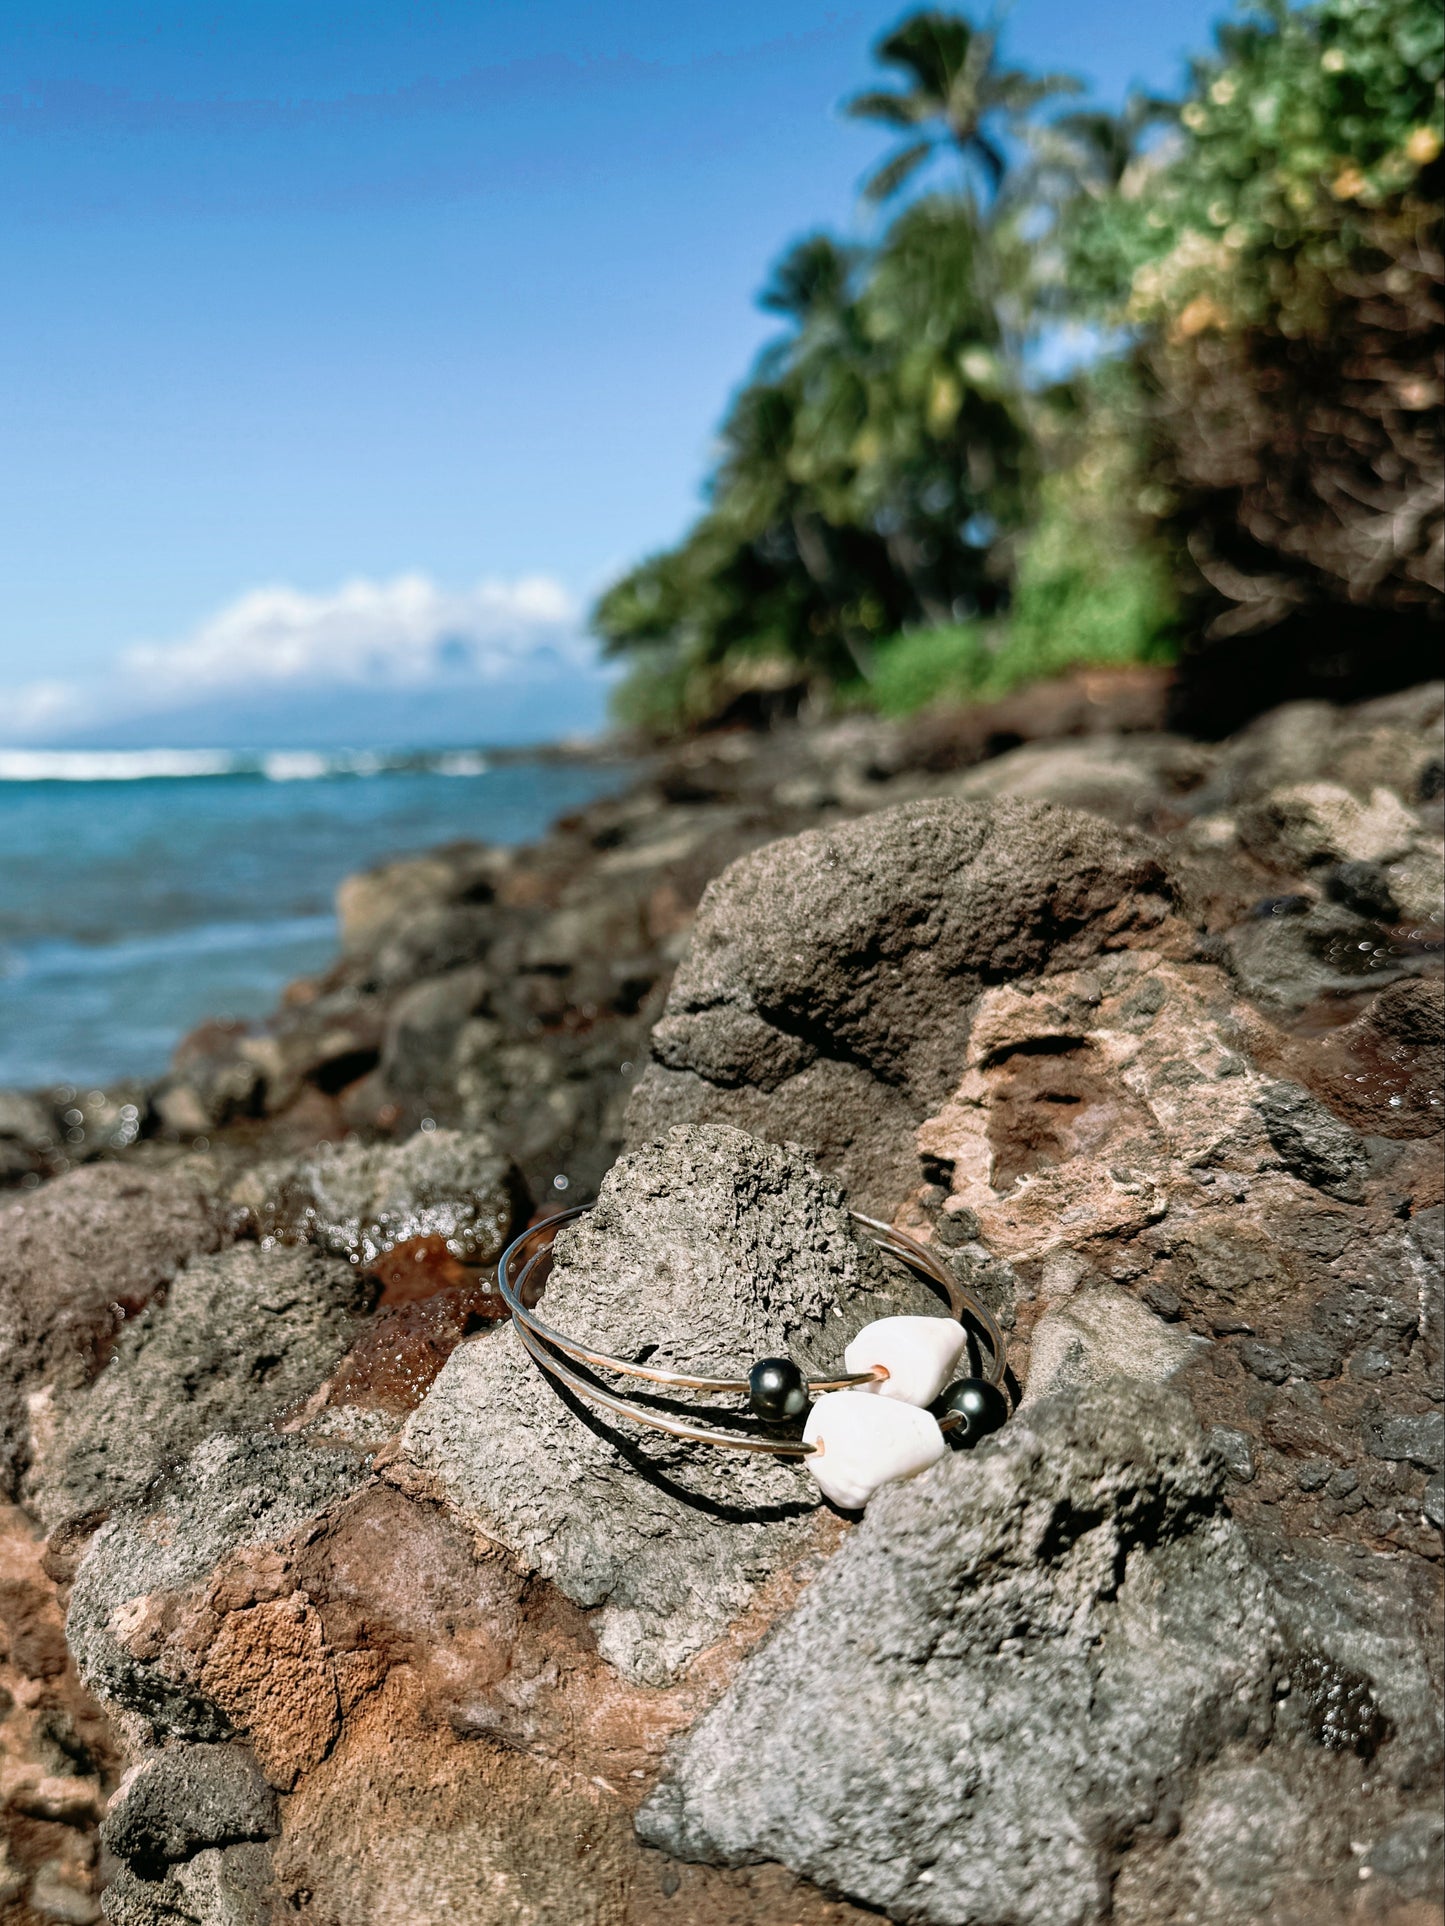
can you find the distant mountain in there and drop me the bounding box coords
[38,666,615,752]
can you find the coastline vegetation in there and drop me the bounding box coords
[596,1,1444,734]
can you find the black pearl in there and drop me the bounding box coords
[748,1357,809,1422]
[938,1377,1009,1448]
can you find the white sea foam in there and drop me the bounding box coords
[0,749,239,782]
[0,746,501,783]
[261,751,332,782]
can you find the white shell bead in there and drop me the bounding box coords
[802,1389,946,1509]
[844,1315,967,1408]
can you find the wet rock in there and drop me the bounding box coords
[0,1163,225,1495]
[1323,857,1402,923]
[1225,898,1410,1013]
[629,799,1175,1206]
[1264,1543,1441,1784]
[1293,976,1445,1141]
[402,1124,934,1684]
[26,1244,375,1530]
[1365,1409,1444,1471]
[1208,1425,1255,1481]
[234,1127,523,1266]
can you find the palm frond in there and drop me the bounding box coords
[843,88,925,129]
[875,12,978,99]
[972,132,1008,192]
[861,139,937,203]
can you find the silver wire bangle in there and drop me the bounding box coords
[496,1205,1008,1456]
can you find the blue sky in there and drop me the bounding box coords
[0,0,1228,745]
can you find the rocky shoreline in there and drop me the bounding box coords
[0,669,1441,1925]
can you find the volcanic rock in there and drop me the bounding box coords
[640,1380,1441,1926]
[628,798,1178,1207]
[402,1123,937,1683]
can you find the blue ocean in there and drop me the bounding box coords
[0,749,631,1090]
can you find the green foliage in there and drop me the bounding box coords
[597,1,1443,734]
[844,10,1078,203]
[868,447,1178,716]
[596,197,1035,699]
[1064,0,1444,664]
[1070,0,1444,331]
[867,622,992,716]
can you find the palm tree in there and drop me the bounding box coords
[844,10,1079,205]
[1033,91,1178,202]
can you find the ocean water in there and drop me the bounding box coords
[0,749,632,1090]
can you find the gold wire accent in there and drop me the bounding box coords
[496,1204,1008,1453]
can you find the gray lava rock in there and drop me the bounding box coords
[1225,900,1408,1015]
[69,1432,364,1740]
[628,798,1173,1206]
[1019,1286,1206,1407]
[377,968,492,1105]
[0,1161,225,1495]
[27,1243,373,1530]
[641,1382,1283,1925]
[102,1744,277,1872]
[103,1840,275,1926]
[234,1126,522,1265]
[0,1088,59,1184]
[1256,1082,1369,1202]
[1365,1409,1444,1471]
[1264,1541,1442,1788]
[402,1123,937,1683]
[1363,1810,1445,1902]
[335,844,505,956]
[1208,1425,1256,1482]
[639,1379,1441,1926]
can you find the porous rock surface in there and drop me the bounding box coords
[640,1379,1439,1926]
[231,1126,522,1265]
[630,796,1179,1207]
[0,1162,226,1498]
[0,671,1439,1925]
[403,1123,934,1683]
[25,1245,374,1533]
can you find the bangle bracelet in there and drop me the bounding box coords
[496,1206,1011,1509]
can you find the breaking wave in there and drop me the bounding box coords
[0,747,491,783]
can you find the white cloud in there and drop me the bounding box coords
[123,572,586,691]
[0,681,83,735]
[1,572,597,742]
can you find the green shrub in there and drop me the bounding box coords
[598,3,1442,738]
[867,447,1178,717]
[1069,0,1443,685]
[869,622,995,715]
